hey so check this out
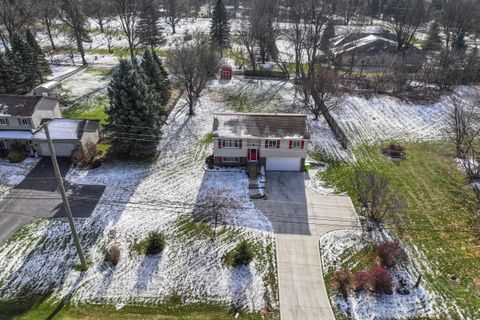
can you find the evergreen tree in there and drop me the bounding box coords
[106,59,164,159]
[26,29,52,82]
[423,21,443,52]
[10,33,36,90]
[0,52,25,94]
[138,0,164,50]
[142,49,171,107]
[153,50,169,79]
[210,0,230,57]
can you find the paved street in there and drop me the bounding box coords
[256,172,358,320]
[0,158,105,245]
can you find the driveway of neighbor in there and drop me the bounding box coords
[255,171,358,320]
[0,158,105,245]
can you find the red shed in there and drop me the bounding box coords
[220,66,233,80]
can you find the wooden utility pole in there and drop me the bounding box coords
[44,123,87,269]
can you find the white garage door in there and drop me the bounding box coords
[266,157,301,171]
[40,143,76,157]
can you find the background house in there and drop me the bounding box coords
[33,81,63,98]
[212,113,310,172]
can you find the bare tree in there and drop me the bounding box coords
[383,0,427,52]
[353,169,406,226]
[58,0,89,66]
[440,0,479,50]
[82,0,111,33]
[163,0,185,34]
[302,68,341,120]
[38,0,58,51]
[237,19,257,71]
[445,94,480,158]
[167,34,219,115]
[112,0,140,62]
[193,188,240,239]
[0,0,34,42]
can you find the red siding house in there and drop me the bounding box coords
[212,113,310,171]
[220,66,233,80]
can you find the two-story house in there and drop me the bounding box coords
[212,113,310,171]
[0,95,100,157]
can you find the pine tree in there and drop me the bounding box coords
[106,59,164,159]
[10,33,36,90]
[142,49,171,107]
[210,0,230,57]
[26,29,52,82]
[153,50,169,79]
[138,0,164,51]
[423,21,443,52]
[0,52,25,94]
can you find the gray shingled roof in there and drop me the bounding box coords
[213,113,310,139]
[0,95,43,117]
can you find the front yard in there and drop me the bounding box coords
[317,142,480,319]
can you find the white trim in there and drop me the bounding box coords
[267,140,277,148]
[222,139,239,148]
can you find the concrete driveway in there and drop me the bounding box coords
[0,158,105,245]
[255,172,358,320]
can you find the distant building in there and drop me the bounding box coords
[33,80,62,97]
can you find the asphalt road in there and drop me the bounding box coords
[0,158,105,245]
[255,171,358,320]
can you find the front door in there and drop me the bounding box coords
[248,148,258,161]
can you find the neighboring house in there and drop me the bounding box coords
[212,113,310,172]
[32,119,100,157]
[0,94,100,157]
[333,33,425,69]
[33,80,62,97]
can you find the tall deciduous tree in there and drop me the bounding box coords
[167,34,219,115]
[59,0,89,65]
[37,0,58,50]
[112,0,140,62]
[106,59,164,158]
[210,0,230,57]
[0,0,34,42]
[142,49,171,106]
[138,0,164,51]
[440,0,479,50]
[163,0,184,34]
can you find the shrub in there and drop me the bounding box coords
[7,151,26,163]
[146,232,165,255]
[376,241,408,268]
[332,268,352,298]
[72,142,103,169]
[382,143,406,159]
[353,270,370,292]
[225,240,254,267]
[369,267,393,295]
[0,149,8,158]
[205,155,214,169]
[105,244,120,266]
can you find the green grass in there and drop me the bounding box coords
[0,298,266,320]
[318,141,480,318]
[87,47,167,59]
[63,95,109,124]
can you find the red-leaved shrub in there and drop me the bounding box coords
[332,268,352,298]
[354,270,371,292]
[369,267,393,294]
[376,241,408,268]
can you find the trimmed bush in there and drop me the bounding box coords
[146,232,165,255]
[353,270,370,292]
[332,268,352,298]
[369,267,393,295]
[105,244,120,266]
[376,241,408,268]
[225,240,254,267]
[7,151,26,163]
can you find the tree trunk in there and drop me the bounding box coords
[127,38,135,63]
[45,17,56,51]
[76,32,87,66]
[98,18,104,33]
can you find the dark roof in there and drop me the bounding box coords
[83,119,100,133]
[0,95,43,117]
[213,113,310,139]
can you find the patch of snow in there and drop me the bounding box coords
[0,158,40,199]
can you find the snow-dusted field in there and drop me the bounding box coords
[320,229,445,320]
[0,80,276,311]
[0,158,40,199]
[61,68,110,99]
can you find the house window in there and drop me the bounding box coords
[20,118,30,126]
[222,139,239,148]
[292,140,301,148]
[0,118,7,125]
[222,157,239,163]
[268,140,277,148]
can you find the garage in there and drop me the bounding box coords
[266,157,301,171]
[39,142,76,157]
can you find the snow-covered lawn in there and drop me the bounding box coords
[0,158,40,199]
[48,65,80,80]
[61,68,110,99]
[320,229,444,320]
[0,80,276,312]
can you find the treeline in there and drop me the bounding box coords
[0,30,51,94]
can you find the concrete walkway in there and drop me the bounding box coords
[256,172,357,320]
